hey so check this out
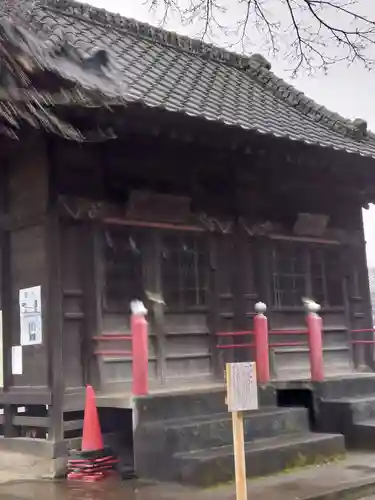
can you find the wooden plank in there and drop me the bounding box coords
[64,312,84,320]
[208,233,220,378]
[78,225,89,387]
[84,224,102,389]
[254,236,272,310]
[2,390,51,405]
[232,225,247,363]
[357,226,375,369]
[232,411,247,500]
[342,269,356,369]
[226,362,258,412]
[2,233,13,437]
[0,213,47,232]
[226,362,258,500]
[64,419,84,432]
[166,353,211,360]
[270,234,340,245]
[13,415,50,428]
[151,231,167,384]
[63,289,84,298]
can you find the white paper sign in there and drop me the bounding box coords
[12,346,22,375]
[226,362,259,412]
[19,286,42,346]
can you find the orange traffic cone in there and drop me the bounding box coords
[81,385,104,452]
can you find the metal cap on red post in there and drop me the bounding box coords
[254,302,270,384]
[130,300,149,396]
[303,298,324,382]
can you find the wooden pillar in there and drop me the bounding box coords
[149,231,167,385]
[45,137,64,442]
[359,230,375,370]
[254,237,273,310]
[2,231,16,437]
[208,232,221,378]
[341,246,357,369]
[0,161,16,436]
[254,236,275,376]
[232,223,247,363]
[82,223,102,390]
[46,211,64,442]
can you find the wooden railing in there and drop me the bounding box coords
[92,300,149,396]
[216,300,324,383]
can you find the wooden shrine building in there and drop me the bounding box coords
[1,0,375,483]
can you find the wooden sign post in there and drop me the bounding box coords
[225,362,258,500]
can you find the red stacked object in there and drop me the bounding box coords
[67,385,118,482]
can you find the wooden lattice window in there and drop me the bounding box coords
[271,242,343,308]
[102,228,145,313]
[161,232,207,310]
[271,243,307,308]
[310,247,343,307]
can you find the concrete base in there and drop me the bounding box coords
[133,386,344,486]
[2,452,375,500]
[0,451,67,482]
[315,374,375,451]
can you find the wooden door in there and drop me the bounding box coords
[160,230,215,387]
[212,230,258,379]
[267,239,354,379]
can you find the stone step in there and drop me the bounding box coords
[134,385,276,423]
[163,407,309,453]
[318,396,375,433]
[347,419,375,450]
[315,375,375,400]
[174,432,345,487]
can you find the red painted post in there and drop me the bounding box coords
[254,302,270,383]
[130,300,149,396]
[304,300,324,382]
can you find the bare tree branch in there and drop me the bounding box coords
[145,0,375,74]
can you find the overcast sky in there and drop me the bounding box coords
[81,0,375,267]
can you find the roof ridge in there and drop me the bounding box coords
[38,0,370,141]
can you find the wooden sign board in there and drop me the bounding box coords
[226,362,258,412]
[126,190,191,223]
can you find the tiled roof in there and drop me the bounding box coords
[2,0,375,155]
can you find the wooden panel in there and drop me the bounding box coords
[63,321,84,389]
[343,236,374,368]
[45,212,64,442]
[10,225,48,387]
[273,345,352,379]
[102,313,161,336]
[98,358,157,388]
[47,131,373,386]
[98,310,158,389]
[163,311,212,381]
[101,226,147,314]
[214,232,257,369]
[9,136,48,219]
[165,357,211,379]
[163,313,209,335]
[269,308,351,378]
[99,359,132,384]
[165,333,211,356]
[0,162,13,437]
[60,223,85,389]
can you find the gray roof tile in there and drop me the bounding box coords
[2,0,375,155]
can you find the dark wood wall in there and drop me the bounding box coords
[6,135,49,390]
[48,131,373,387]
[0,126,373,402]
